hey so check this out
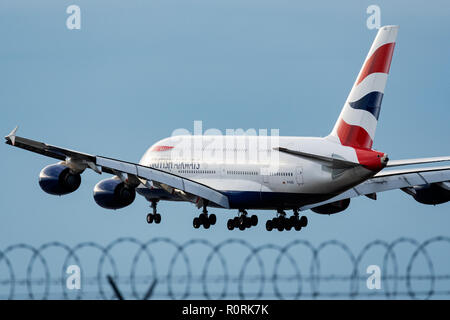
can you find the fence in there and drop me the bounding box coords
[1,236,450,299]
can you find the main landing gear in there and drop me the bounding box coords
[146,200,161,224]
[227,210,258,231]
[193,204,216,229]
[265,209,307,232]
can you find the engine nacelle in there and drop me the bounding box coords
[93,177,136,209]
[412,183,450,205]
[39,164,82,196]
[311,198,350,215]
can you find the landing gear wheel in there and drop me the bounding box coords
[276,219,284,232]
[294,221,302,231]
[266,220,273,231]
[244,217,252,228]
[209,214,217,225]
[285,219,292,231]
[154,213,161,224]
[239,224,246,231]
[233,217,240,228]
[300,216,308,227]
[193,217,200,229]
[227,219,234,230]
[250,215,258,226]
[199,213,208,225]
[203,220,210,229]
[146,214,154,224]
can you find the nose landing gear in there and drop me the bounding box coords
[146,200,161,224]
[265,209,307,232]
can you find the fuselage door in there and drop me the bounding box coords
[295,166,304,185]
[261,167,269,184]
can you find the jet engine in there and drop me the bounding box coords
[311,198,351,215]
[408,182,450,205]
[93,176,136,209]
[39,163,82,195]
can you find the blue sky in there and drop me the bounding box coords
[1,0,449,298]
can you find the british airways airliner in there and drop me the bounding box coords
[5,26,450,232]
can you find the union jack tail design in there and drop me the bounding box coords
[329,25,398,150]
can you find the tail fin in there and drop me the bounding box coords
[328,25,398,149]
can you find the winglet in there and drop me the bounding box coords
[5,126,18,146]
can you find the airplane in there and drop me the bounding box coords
[5,25,450,232]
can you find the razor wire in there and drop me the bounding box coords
[0,236,450,299]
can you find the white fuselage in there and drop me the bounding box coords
[137,135,377,210]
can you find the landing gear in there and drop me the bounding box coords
[265,209,307,232]
[193,203,216,229]
[146,200,161,224]
[227,210,258,231]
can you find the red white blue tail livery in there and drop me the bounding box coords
[330,25,398,150]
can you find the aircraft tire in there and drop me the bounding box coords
[193,217,200,229]
[266,220,273,231]
[209,214,217,225]
[300,216,308,227]
[250,215,258,226]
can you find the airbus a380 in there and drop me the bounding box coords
[5,26,450,232]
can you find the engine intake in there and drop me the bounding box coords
[39,164,82,195]
[311,198,350,215]
[93,177,136,209]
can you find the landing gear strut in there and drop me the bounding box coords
[193,203,216,229]
[146,200,161,224]
[265,209,307,232]
[227,210,258,231]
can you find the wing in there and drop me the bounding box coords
[5,127,230,209]
[300,165,450,211]
[386,156,450,167]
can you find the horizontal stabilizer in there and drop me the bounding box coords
[274,147,360,169]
